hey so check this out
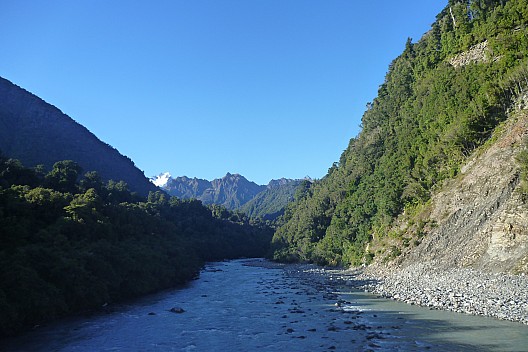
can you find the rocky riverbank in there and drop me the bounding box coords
[282,261,528,325]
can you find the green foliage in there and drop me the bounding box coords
[240,180,305,222]
[44,160,83,193]
[0,158,272,337]
[0,158,40,188]
[272,0,528,267]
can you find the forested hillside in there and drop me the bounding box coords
[0,157,272,337]
[240,179,307,221]
[272,0,528,266]
[0,77,157,196]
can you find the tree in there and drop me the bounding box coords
[45,160,82,193]
[272,0,528,266]
[0,158,39,187]
[80,171,103,193]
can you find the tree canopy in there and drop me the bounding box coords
[0,157,272,337]
[271,0,528,266]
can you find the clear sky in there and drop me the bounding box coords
[0,1,447,185]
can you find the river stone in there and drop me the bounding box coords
[169,307,185,313]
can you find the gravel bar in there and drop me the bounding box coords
[330,262,528,325]
[249,259,528,325]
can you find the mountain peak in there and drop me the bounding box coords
[155,172,265,210]
[150,172,171,187]
[224,172,242,179]
[267,178,293,188]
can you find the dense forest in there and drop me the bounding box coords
[240,179,306,221]
[0,156,272,337]
[272,0,528,266]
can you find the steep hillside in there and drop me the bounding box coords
[0,77,157,196]
[164,175,212,200]
[272,0,528,268]
[240,178,306,220]
[163,173,265,210]
[393,107,528,273]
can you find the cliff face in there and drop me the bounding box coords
[399,107,528,273]
[448,41,492,68]
[0,77,157,196]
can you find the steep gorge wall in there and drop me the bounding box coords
[400,108,528,273]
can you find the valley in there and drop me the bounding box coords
[151,172,305,220]
[1,0,528,349]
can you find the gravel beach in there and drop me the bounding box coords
[278,261,528,325]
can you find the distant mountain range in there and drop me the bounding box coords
[0,76,157,196]
[0,74,305,214]
[151,172,307,218]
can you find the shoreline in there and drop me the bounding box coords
[353,263,528,325]
[261,260,528,326]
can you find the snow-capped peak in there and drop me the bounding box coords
[151,172,172,187]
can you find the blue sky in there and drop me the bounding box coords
[0,1,447,185]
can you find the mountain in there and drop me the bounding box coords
[240,178,307,221]
[0,79,275,337]
[271,0,528,271]
[157,173,305,217]
[0,77,157,196]
[151,172,172,188]
[161,173,266,210]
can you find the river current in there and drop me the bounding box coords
[1,259,527,351]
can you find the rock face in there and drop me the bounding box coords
[401,109,528,273]
[169,307,185,314]
[448,41,492,67]
[163,173,266,210]
[0,77,158,196]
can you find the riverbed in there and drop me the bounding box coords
[1,259,527,351]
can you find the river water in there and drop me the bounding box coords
[1,259,528,351]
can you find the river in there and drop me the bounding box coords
[1,259,527,351]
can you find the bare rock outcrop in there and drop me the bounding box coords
[401,109,528,273]
[448,41,493,68]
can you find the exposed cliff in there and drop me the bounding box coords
[448,40,493,67]
[394,107,528,273]
[0,77,157,196]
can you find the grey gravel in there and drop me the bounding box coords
[326,262,528,325]
[258,260,528,324]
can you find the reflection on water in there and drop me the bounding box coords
[338,289,528,351]
[1,259,527,351]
